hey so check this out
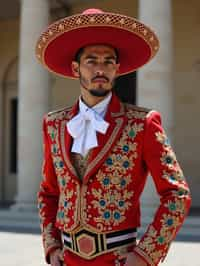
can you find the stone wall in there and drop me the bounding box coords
[173,0,200,206]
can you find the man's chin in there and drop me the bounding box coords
[89,89,110,97]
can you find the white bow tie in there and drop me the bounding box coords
[67,108,109,156]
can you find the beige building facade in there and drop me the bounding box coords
[0,0,199,213]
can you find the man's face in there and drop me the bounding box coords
[72,45,120,97]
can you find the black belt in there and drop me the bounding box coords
[62,226,137,259]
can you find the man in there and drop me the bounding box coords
[36,8,191,266]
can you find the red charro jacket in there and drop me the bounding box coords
[38,94,191,265]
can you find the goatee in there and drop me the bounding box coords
[89,89,110,97]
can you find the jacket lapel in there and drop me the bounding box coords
[59,101,80,180]
[83,94,127,184]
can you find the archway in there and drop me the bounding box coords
[1,57,18,206]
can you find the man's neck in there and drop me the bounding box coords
[80,91,110,107]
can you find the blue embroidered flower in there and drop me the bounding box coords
[103,211,111,220]
[120,179,126,187]
[157,236,165,244]
[123,145,129,152]
[165,156,173,164]
[59,161,64,168]
[64,201,68,207]
[53,145,57,154]
[58,211,64,218]
[38,202,43,209]
[165,138,170,146]
[103,177,110,186]
[129,129,136,138]
[168,202,176,211]
[166,218,173,226]
[114,211,121,220]
[60,179,66,186]
[123,161,130,168]
[99,199,106,207]
[51,132,55,140]
[118,200,125,207]
[169,175,176,182]
[177,188,188,196]
[106,158,113,166]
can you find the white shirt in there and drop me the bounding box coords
[67,92,112,156]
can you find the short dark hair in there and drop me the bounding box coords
[74,46,119,63]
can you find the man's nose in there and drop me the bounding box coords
[95,69,105,76]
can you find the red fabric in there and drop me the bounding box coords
[44,26,151,77]
[63,250,122,266]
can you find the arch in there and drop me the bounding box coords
[0,56,18,204]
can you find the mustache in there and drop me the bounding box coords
[91,75,109,82]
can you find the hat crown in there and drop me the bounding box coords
[82,8,104,15]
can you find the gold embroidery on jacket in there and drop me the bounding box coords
[46,115,80,232]
[43,223,61,252]
[135,129,190,265]
[82,107,145,230]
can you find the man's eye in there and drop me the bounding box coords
[86,60,96,64]
[105,60,114,65]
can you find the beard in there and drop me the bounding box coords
[79,72,115,97]
[89,88,110,97]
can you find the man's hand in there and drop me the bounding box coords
[50,248,64,266]
[119,251,147,266]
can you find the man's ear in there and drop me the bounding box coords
[71,61,80,77]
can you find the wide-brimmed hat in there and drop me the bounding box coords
[35,8,159,78]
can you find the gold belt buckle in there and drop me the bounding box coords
[72,226,99,259]
[76,233,97,258]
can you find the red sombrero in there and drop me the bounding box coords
[35,8,159,79]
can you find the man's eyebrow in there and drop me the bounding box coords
[104,56,117,60]
[84,55,98,60]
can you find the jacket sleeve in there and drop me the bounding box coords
[133,111,191,266]
[37,116,62,264]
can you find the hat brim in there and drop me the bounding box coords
[36,13,159,78]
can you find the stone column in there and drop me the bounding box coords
[0,85,3,196]
[138,0,173,219]
[13,0,50,211]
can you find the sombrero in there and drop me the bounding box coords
[35,8,159,79]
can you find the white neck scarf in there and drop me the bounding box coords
[67,93,112,156]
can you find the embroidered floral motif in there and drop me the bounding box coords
[135,128,190,265]
[105,154,135,173]
[47,125,58,142]
[38,197,46,231]
[160,151,176,167]
[44,112,80,232]
[56,191,73,226]
[84,109,145,230]
[125,104,150,120]
[155,131,170,146]
[92,188,133,226]
[164,198,186,216]
[43,223,61,252]
[46,108,70,122]
[162,170,185,183]
[137,208,183,265]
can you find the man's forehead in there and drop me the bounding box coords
[81,44,117,56]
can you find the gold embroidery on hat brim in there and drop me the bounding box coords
[36,13,159,79]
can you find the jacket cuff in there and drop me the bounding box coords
[133,246,155,266]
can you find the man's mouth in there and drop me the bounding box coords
[92,76,109,83]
